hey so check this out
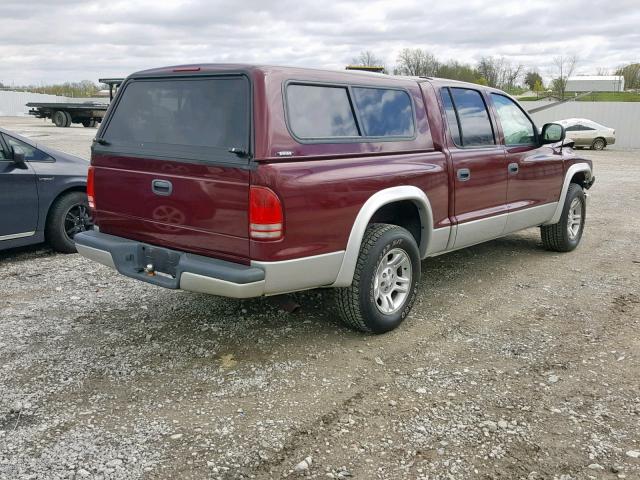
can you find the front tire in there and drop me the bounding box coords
[540,183,586,252]
[334,224,421,333]
[45,192,93,253]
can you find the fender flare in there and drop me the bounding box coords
[543,162,592,225]
[331,186,433,287]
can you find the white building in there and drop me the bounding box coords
[566,76,625,93]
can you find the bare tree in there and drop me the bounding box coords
[476,57,523,91]
[553,55,578,99]
[394,48,439,77]
[352,50,384,67]
[503,62,524,91]
[596,67,609,76]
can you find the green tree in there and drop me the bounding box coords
[615,63,640,90]
[435,61,484,84]
[524,71,543,91]
[533,79,544,98]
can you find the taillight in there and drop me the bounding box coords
[249,186,283,240]
[87,166,95,209]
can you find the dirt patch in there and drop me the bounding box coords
[1,134,639,479]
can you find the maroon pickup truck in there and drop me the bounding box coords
[75,64,595,333]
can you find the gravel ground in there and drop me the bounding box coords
[1,117,639,479]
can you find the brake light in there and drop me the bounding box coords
[87,166,95,209]
[249,186,283,240]
[173,66,201,72]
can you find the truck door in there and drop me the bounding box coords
[0,135,39,240]
[488,93,564,233]
[439,87,508,249]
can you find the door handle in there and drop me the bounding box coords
[151,179,173,196]
[457,168,471,181]
[508,163,519,174]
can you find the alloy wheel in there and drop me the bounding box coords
[64,204,93,241]
[373,248,412,315]
[567,197,583,240]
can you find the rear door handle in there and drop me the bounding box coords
[508,163,519,174]
[457,168,471,181]
[151,179,172,196]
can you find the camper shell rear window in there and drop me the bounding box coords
[100,75,251,164]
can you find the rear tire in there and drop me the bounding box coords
[52,111,66,127]
[334,223,420,334]
[46,192,93,253]
[63,111,72,127]
[591,137,606,150]
[540,183,586,252]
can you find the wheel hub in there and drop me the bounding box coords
[373,248,412,315]
[64,204,93,240]
[567,197,583,240]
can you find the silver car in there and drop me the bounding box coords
[555,118,616,150]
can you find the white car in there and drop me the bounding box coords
[555,118,615,150]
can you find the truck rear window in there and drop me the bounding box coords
[102,76,250,162]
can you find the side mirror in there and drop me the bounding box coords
[540,123,566,145]
[12,146,27,168]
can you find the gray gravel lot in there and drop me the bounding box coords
[1,117,639,480]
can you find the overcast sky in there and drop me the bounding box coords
[1,0,638,86]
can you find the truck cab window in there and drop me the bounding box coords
[490,93,536,146]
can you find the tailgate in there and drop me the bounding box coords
[91,74,252,263]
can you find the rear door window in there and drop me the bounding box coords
[440,89,462,145]
[351,87,414,137]
[449,88,495,147]
[286,84,359,139]
[102,76,250,162]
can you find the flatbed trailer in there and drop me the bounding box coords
[26,78,124,128]
[26,101,108,128]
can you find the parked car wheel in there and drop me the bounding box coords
[45,191,93,253]
[540,183,586,252]
[591,137,606,150]
[334,223,420,333]
[52,111,67,127]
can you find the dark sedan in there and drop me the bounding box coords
[0,127,92,253]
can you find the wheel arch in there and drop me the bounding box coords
[544,162,591,225]
[331,186,433,287]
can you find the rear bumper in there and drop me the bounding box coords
[75,230,344,298]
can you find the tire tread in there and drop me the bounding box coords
[45,191,87,253]
[334,223,402,333]
[540,183,584,252]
